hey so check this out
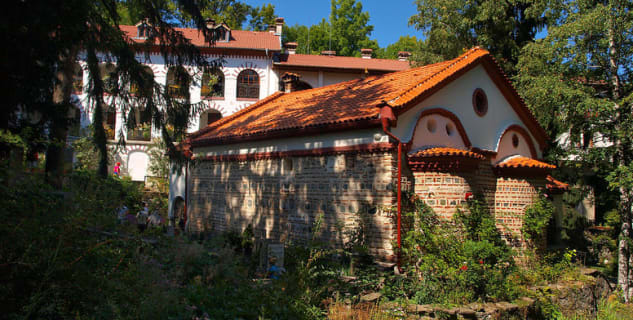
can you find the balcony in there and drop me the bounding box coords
[127,124,151,141]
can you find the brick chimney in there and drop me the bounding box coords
[398,51,411,61]
[205,18,216,29]
[361,48,373,59]
[274,17,284,36]
[281,72,301,93]
[285,42,298,54]
[320,50,336,56]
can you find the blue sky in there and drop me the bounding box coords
[246,0,425,48]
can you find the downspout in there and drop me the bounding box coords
[183,159,188,230]
[380,105,402,267]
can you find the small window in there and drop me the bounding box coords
[99,63,118,94]
[445,123,454,136]
[72,63,83,93]
[512,133,519,148]
[472,88,488,116]
[201,69,224,98]
[236,69,259,99]
[130,66,154,97]
[103,105,116,140]
[427,118,437,133]
[127,108,151,141]
[199,110,222,129]
[166,66,190,98]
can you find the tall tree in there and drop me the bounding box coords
[283,0,378,57]
[248,3,277,31]
[515,0,633,300]
[409,0,555,74]
[1,0,219,179]
[376,35,423,60]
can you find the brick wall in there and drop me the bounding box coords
[411,161,546,249]
[188,151,398,259]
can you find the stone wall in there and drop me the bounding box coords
[188,150,398,259]
[411,161,546,248]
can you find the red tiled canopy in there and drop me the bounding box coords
[408,147,485,160]
[495,156,556,170]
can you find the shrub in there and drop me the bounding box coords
[522,194,554,247]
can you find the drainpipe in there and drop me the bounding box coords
[380,105,402,267]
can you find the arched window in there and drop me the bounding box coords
[130,66,154,97]
[72,62,83,93]
[103,105,116,140]
[127,108,152,141]
[166,66,190,98]
[199,109,222,129]
[201,69,224,98]
[99,63,118,94]
[236,69,259,99]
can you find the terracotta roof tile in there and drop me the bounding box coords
[546,175,569,191]
[189,47,545,147]
[274,53,410,72]
[408,147,485,160]
[119,25,281,51]
[495,156,556,170]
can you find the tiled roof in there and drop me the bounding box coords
[189,47,545,147]
[274,53,410,72]
[495,156,556,170]
[546,175,569,191]
[119,25,281,51]
[408,147,485,160]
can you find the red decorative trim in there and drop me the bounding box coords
[497,125,537,159]
[194,142,396,162]
[236,97,259,101]
[409,108,472,148]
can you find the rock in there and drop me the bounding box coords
[406,304,433,314]
[457,307,476,318]
[495,302,518,312]
[360,292,382,302]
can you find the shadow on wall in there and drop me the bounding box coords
[186,151,397,259]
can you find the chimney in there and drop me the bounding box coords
[274,17,284,36]
[398,51,411,61]
[285,42,298,54]
[361,48,373,59]
[320,50,336,56]
[205,18,216,29]
[281,72,301,93]
[268,25,276,33]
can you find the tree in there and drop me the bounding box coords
[1,0,219,180]
[282,0,378,57]
[376,35,423,60]
[409,0,554,73]
[248,3,277,31]
[514,0,633,300]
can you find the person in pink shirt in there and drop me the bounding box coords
[113,162,121,176]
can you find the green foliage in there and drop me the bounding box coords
[248,3,277,31]
[375,36,423,60]
[385,193,517,304]
[522,195,554,245]
[409,0,553,73]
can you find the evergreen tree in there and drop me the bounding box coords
[515,0,633,300]
[375,35,423,60]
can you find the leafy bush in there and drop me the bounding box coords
[522,194,554,246]
[384,193,517,304]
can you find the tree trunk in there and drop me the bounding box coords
[45,48,77,188]
[86,46,109,178]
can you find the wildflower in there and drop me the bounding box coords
[479,259,484,265]
[460,264,468,271]
[465,192,473,200]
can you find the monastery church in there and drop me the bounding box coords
[175,47,566,259]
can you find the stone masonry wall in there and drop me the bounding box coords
[188,151,398,259]
[412,161,546,249]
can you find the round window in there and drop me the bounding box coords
[427,119,437,133]
[472,88,488,116]
[512,133,519,148]
[445,123,454,136]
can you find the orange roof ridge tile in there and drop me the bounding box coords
[408,147,485,160]
[495,156,555,169]
[546,175,569,190]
